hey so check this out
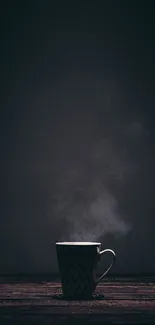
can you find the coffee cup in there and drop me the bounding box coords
[56,241,116,299]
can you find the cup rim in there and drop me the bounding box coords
[56,241,101,246]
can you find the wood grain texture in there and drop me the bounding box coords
[0,277,155,324]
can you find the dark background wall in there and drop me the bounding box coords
[1,2,155,275]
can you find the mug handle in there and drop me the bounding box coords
[96,249,116,284]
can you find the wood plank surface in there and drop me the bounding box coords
[0,277,155,324]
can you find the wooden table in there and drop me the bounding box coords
[0,277,155,324]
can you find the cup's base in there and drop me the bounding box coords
[64,294,92,300]
[52,293,105,301]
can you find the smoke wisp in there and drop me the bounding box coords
[48,119,150,242]
[50,135,137,241]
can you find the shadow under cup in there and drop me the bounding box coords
[56,242,116,299]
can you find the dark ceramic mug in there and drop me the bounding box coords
[56,242,116,299]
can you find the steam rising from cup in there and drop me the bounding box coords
[63,189,131,241]
[49,121,149,242]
